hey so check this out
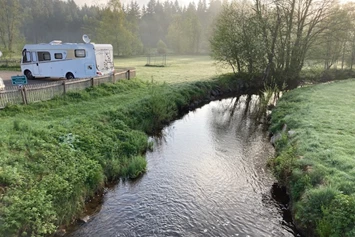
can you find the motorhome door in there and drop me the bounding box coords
[31,52,39,75]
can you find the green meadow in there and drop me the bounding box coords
[270,79,355,237]
[115,55,232,84]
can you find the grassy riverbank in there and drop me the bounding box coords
[0,67,240,236]
[270,79,355,237]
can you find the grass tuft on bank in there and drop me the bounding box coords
[269,79,355,237]
[0,72,239,236]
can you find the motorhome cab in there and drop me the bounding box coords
[21,39,114,80]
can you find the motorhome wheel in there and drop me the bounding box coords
[66,73,75,79]
[24,70,34,80]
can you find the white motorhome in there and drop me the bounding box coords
[21,39,114,79]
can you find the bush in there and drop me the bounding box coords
[295,186,339,231]
[317,194,355,237]
[1,188,57,237]
[270,144,297,183]
[290,168,312,201]
[125,156,147,179]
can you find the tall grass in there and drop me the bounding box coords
[269,79,355,236]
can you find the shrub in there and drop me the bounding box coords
[121,156,147,179]
[271,144,297,184]
[295,186,339,231]
[290,168,312,201]
[317,194,355,237]
[1,188,57,237]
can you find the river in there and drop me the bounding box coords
[67,96,300,237]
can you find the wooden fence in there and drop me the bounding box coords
[0,69,135,109]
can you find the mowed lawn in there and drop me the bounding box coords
[115,55,232,84]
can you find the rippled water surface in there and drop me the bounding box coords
[68,97,298,237]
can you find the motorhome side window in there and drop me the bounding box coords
[38,52,51,61]
[22,50,31,63]
[75,49,86,58]
[54,53,63,59]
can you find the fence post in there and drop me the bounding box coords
[127,70,130,80]
[91,78,94,87]
[20,87,27,105]
[62,81,66,95]
[23,87,28,105]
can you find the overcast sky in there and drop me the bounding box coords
[73,0,198,7]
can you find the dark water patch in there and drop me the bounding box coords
[271,183,302,237]
[66,97,301,237]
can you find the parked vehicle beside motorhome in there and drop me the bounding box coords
[21,39,114,80]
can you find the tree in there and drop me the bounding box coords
[0,0,22,57]
[96,0,142,56]
[339,3,355,70]
[167,3,201,54]
[210,1,265,74]
[210,0,337,88]
[309,6,350,70]
[261,0,336,87]
[140,0,163,48]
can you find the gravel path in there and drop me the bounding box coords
[0,71,19,80]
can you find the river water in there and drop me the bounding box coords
[67,96,299,237]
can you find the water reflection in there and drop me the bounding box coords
[67,97,299,237]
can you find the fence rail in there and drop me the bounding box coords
[0,69,135,109]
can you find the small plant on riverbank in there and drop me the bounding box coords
[122,156,147,179]
[256,81,280,121]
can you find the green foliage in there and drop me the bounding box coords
[270,143,296,183]
[167,9,202,54]
[145,83,177,131]
[318,194,355,237]
[270,79,355,236]
[299,68,355,83]
[1,188,57,236]
[0,0,21,55]
[258,83,279,113]
[122,156,147,179]
[290,168,312,201]
[211,0,337,88]
[210,2,266,75]
[0,60,239,236]
[295,186,339,230]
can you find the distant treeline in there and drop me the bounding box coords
[0,0,223,57]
